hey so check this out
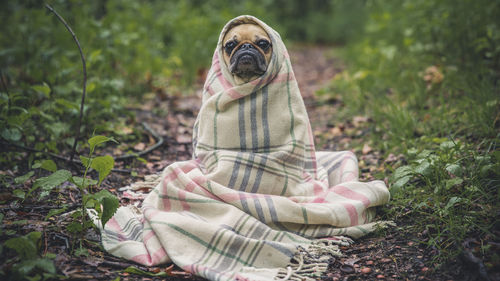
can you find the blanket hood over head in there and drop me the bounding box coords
[100,15,390,281]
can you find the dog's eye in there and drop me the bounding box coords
[257,40,270,51]
[224,41,237,54]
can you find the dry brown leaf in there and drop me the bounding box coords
[134,142,146,151]
[362,143,372,155]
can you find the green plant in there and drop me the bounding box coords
[1,231,60,281]
[73,135,119,237]
[389,138,499,265]
[21,135,119,253]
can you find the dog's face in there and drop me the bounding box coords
[222,23,272,82]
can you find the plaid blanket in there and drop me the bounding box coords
[100,15,390,281]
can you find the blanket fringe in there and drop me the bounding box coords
[275,236,353,280]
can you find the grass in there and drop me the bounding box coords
[321,34,500,271]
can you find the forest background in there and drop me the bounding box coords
[1,0,499,280]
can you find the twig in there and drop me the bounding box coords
[2,122,165,168]
[114,122,165,161]
[1,140,75,162]
[45,4,87,163]
[99,260,139,269]
[0,70,9,96]
[0,203,80,212]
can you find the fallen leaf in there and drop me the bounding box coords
[361,267,372,274]
[362,144,372,155]
[330,127,343,137]
[134,142,146,151]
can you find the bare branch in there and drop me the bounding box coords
[45,4,87,163]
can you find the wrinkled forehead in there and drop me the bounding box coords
[223,24,270,44]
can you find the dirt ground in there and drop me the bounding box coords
[1,45,494,280]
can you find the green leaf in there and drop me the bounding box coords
[71,176,98,188]
[440,140,456,150]
[29,170,72,197]
[445,196,462,209]
[66,222,83,233]
[407,148,419,158]
[40,160,57,172]
[91,155,115,185]
[480,164,495,176]
[45,207,67,220]
[14,171,34,184]
[124,266,168,277]
[44,252,57,259]
[88,135,117,153]
[4,232,40,259]
[55,98,79,111]
[12,219,28,225]
[492,151,500,162]
[31,83,51,98]
[79,156,91,167]
[26,231,42,245]
[392,165,413,180]
[445,178,463,190]
[1,127,22,141]
[445,164,462,177]
[92,190,119,226]
[13,189,25,199]
[414,161,431,176]
[74,247,89,257]
[391,175,411,190]
[416,150,432,159]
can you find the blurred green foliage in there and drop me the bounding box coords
[320,0,499,268]
[1,0,499,273]
[329,0,500,143]
[0,0,365,168]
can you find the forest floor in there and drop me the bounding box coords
[1,45,492,280]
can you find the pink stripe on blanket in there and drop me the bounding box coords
[177,189,191,211]
[311,196,326,203]
[332,185,371,207]
[341,202,359,226]
[249,72,294,86]
[313,181,325,195]
[142,229,156,243]
[273,72,295,83]
[212,53,243,99]
[184,175,220,200]
[162,163,200,210]
[131,246,167,266]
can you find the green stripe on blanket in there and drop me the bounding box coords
[99,15,391,281]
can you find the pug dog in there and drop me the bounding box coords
[222,23,272,83]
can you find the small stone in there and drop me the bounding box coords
[376,275,385,279]
[361,267,372,274]
[380,258,392,263]
[366,260,374,265]
[407,241,414,246]
[421,267,429,273]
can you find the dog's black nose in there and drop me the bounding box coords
[240,43,254,50]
